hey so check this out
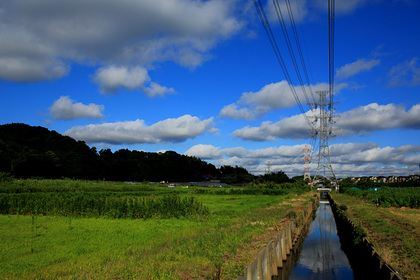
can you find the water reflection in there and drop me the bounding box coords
[288,200,354,280]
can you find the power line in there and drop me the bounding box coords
[328,0,335,107]
[253,0,313,128]
[293,0,316,95]
[253,0,336,183]
[271,0,312,104]
[284,0,316,102]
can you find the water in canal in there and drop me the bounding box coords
[287,199,354,280]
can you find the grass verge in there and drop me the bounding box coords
[330,192,419,280]
[0,186,314,279]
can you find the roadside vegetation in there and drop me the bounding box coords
[330,190,420,280]
[0,178,312,279]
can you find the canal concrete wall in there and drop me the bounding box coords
[237,196,318,280]
[328,196,405,280]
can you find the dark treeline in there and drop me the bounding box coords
[0,123,283,183]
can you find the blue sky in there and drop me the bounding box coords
[1,0,419,178]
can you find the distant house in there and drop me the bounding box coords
[349,175,420,184]
[377,176,387,183]
[387,176,397,183]
[398,176,409,182]
[409,175,419,182]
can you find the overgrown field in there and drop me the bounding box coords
[0,179,313,279]
[341,186,420,208]
[330,192,420,280]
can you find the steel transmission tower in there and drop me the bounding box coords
[309,91,339,189]
[302,144,312,182]
[265,161,272,174]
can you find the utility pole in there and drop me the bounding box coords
[302,144,312,183]
[308,90,339,189]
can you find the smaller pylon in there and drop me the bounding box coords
[265,161,271,174]
[302,144,312,182]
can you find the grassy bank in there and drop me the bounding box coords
[0,179,313,279]
[330,192,420,280]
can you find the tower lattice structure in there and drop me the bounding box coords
[265,161,271,175]
[308,90,339,188]
[302,144,312,182]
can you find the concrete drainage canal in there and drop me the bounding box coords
[238,196,403,280]
[285,198,353,279]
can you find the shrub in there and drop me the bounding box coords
[0,172,14,183]
[339,204,348,211]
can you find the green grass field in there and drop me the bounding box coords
[330,192,420,280]
[0,179,312,279]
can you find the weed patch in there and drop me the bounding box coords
[331,192,419,279]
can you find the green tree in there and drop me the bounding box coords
[260,171,291,184]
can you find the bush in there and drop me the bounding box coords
[339,204,348,211]
[0,172,14,183]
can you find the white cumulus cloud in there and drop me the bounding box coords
[185,142,420,177]
[92,65,174,96]
[184,144,224,159]
[93,66,150,94]
[49,96,104,120]
[232,103,420,141]
[332,144,420,166]
[185,144,308,160]
[232,113,311,141]
[338,103,420,136]
[219,104,255,120]
[144,82,175,97]
[388,57,420,87]
[329,142,379,156]
[0,0,244,83]
[64,114,217,144]
[220,81,346,120]
[336,58,380,80]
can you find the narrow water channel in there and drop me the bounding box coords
[287,198,354,280]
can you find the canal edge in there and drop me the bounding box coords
[328,194,405,280]
[237,194,320,280]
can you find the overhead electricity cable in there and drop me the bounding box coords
[253,0,313,128]
[284,0,316,102]
[293,0,316,100]
[271,0,311,104]
[328,0,335,108]
[253,0,321,181]
[290,0,318,166]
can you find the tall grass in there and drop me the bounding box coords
[0,187,314,279]
[342,187,420,208]
[0,179,312,219]
[0,193,208,218]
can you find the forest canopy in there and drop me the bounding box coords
[0,123,277,183]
